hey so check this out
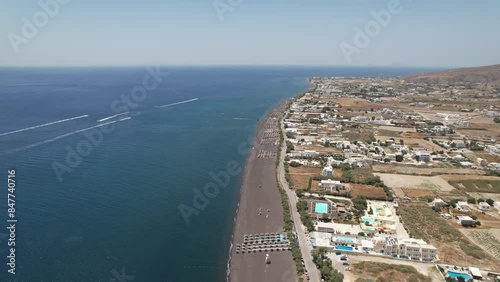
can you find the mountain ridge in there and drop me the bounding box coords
[404,64,500,86]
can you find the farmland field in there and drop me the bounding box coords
[461,229,500,261]
[449,179,500,193]
[372,164,485,176]
[398,203,500,270]
[402,189,436,199]
[288,166,321,189]
[351,184,388,199]
[374,173,455,191]
[351,261,431,282]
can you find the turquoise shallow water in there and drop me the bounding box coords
[0,66,435,281]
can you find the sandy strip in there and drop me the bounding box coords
[228,102,296,282]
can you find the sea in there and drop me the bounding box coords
[0,66,437,282]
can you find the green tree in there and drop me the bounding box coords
[369,133,376,142]
[322,213,329,221]
[395,155,404,162]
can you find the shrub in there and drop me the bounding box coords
[467,198,476,204]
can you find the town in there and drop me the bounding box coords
[281,77,500,282]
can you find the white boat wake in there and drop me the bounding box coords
[7,117,131,154]
[155,98,199,108]
[0,115,89,137]
[97,112,130,122]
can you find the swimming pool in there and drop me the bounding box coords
[447,271,471,281]
[315,202,328,214]
[363,217,374,223]
[335,246,353,251]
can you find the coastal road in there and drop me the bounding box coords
[277,115,321,282]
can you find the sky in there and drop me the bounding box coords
[1,0,500,67]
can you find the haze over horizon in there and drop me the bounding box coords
[1,0,500,68]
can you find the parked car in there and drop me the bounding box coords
[342,262,350,266]
[335,252,341,255]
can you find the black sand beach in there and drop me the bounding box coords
[228,102,296,282]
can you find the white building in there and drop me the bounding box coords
[322,166,334,176]
[352,116,369,122]
[415,151,431,162]
[430,198,447,208]
[459,161,473,168]
[318,179,349,192]
[452,141,466,149]
[456,215,475,226]
[456,201,471,212]
[476,158,488,167]
[289,150,320,158]
[478,202,491,211]
[485,144,500,156]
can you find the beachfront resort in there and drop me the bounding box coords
[280,77,500,281]
[360,201,397,234]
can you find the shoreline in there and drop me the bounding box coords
[226,80,313,282]
[227,101,296,282]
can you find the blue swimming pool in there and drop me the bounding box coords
[335,246,353,251]
[363,217,374,223]
[447,271,471,281]
[315,203,328,214]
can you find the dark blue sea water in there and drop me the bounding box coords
[0,66,437,282]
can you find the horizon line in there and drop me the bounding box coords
[0,64,459,69]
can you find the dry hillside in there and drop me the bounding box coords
[405,64,500,86]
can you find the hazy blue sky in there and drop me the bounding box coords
[1,0,499,67]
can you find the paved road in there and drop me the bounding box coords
[277,116,322,282]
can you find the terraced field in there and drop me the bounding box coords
[461,229,500,261]
[449,179,500,193]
